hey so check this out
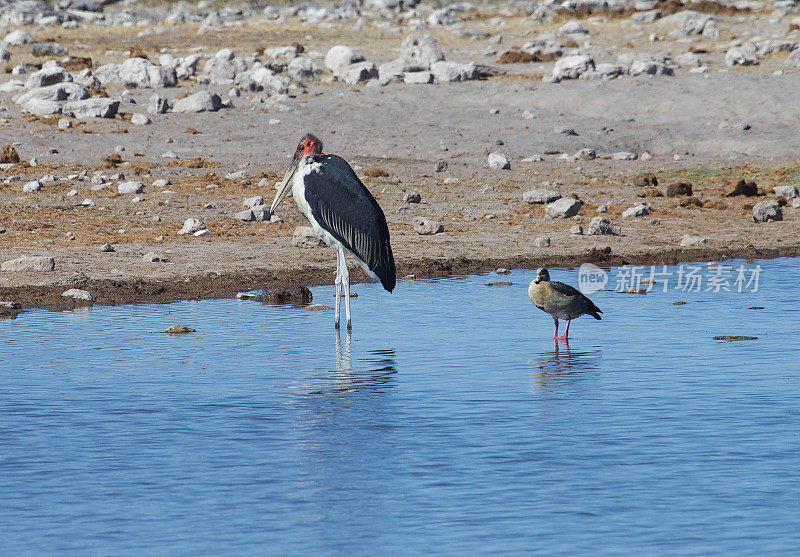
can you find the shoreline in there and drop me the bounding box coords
[2,243,798,317]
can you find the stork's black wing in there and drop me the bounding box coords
[304,154,396,292]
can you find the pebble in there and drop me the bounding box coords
[570,224,584,235]
[680,234,707,247]
[58,118,72,130]
[622,204,650,218]
[62,289,93,302]
[118,181,144,194]
[23,180,42,193]
[243,195,264,208]
[496,268,510,275]
[152,179,171,187]
[534,236,551,247]
[752,199,782,222]
[403,191,422,204]
[523,189,561,204]
[100,243,115,252]
[178,218,206,235]
[142,252,170,262]
[487,152,510,170]
[306,304,333,311]
[587,217,621,235]
[131,113,150,125]
[434,160,448,173]
[413,217,444,235]
[773,185,798,198]
[545,197,583,218]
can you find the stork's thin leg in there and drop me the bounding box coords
[334,249,342,329]
[339,245,352,330]
[553,318,559,339]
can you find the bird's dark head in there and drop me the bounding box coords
[294,133,324,160]
[534,268,550,284]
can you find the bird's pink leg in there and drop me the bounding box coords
[557,319,571,340]
[553,318,559,339]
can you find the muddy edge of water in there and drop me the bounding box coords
[1,244,797,317]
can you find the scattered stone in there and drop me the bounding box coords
[413,217,444,235]
[292,226,326,247]
[131,113,150,126]
[545,197,583,218]
[306,304,333,311]
[226,170,247,180]
[23,180,42,193]
[62,98,119,119]
[142,252,170,262]
[534,236,551,247]
[172,91,223,113]
[523,189,561,204]
[588,217,621,235]
[622,204,650,218]
[725,179,758,197]
[404,71,433,84]
[773,185,798,198]
[244,195,264,209]
[752,199,782,222]
[401,34,444,69]
[403,191,421,204]
[487,282,513,287]
[555,127,578,136]
[629,59,674,76]
[558,21,589,36]
[118,181,144,194]
[666,182,693,197]
[713,335,758,342]
[552,55,595,80]
[100,243,115,252]
[612,152,637,161]
[62,289,93,302]
[430,61,478,82]
[597,205,608,213]
[726,44,759,67]
[147,93,169,114]
[1,255,55,272]
[434,161,448,173]
[166,325,196,334]
[570,224,584,235]
[488,152,510,170]
[58,118,72,130]
[338,61,378,85]
[325,45,365,73]
[178,218,206,235]
[4,30,34,46]
[680,234,707,247]
[496,268,510,275]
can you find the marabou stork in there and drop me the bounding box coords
[270,134,396,330]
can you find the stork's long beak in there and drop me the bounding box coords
[270,159,299,214]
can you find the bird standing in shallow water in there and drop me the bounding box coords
[528,268,602,341]
[270,134,396,330]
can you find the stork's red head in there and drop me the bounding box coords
[294,133,324,159]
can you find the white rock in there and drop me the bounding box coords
[534,236,551,247]
[324,45,364,73]
[118,181,144,194]
[171,91,222,113]
[413,217,444,235]
[1,255,54,272]
[244,195,264,208]
[147,92,169,114]
[726,44,759,67]
[62,289,93,301]
[558,21,589,35]
[629,59,674,76]
[287,57,318,80]
[612,152,637,160]
[401,34,445,70]
[430,61,478,82]
[680,234,707,246]
[23,180,42,193]
[773,185,799,198]
[4,30,34,46]
[786,49,800,68]
[178,218,206,235]
[337,62,378,85]
[131,113,150,125]
[523,189,561,204]
[142,251,170,262]
[62,98,119,119]
[752,199,782,222]
[545,197,583,218]
[58,118,72,130]
[622,203,650,218]
[403,71,433,84]
[553,55,595,80]
[588,217,621,235]
[20,98,62,116]
[488,152,510,170]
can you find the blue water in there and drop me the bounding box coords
[1,259,799,555]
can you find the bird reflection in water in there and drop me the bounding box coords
[331,332,397,394]
[529,340,602,392]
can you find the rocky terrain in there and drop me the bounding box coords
[0,0,799,313]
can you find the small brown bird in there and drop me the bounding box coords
[528,268,602,340]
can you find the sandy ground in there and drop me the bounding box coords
[1,5,800,313]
